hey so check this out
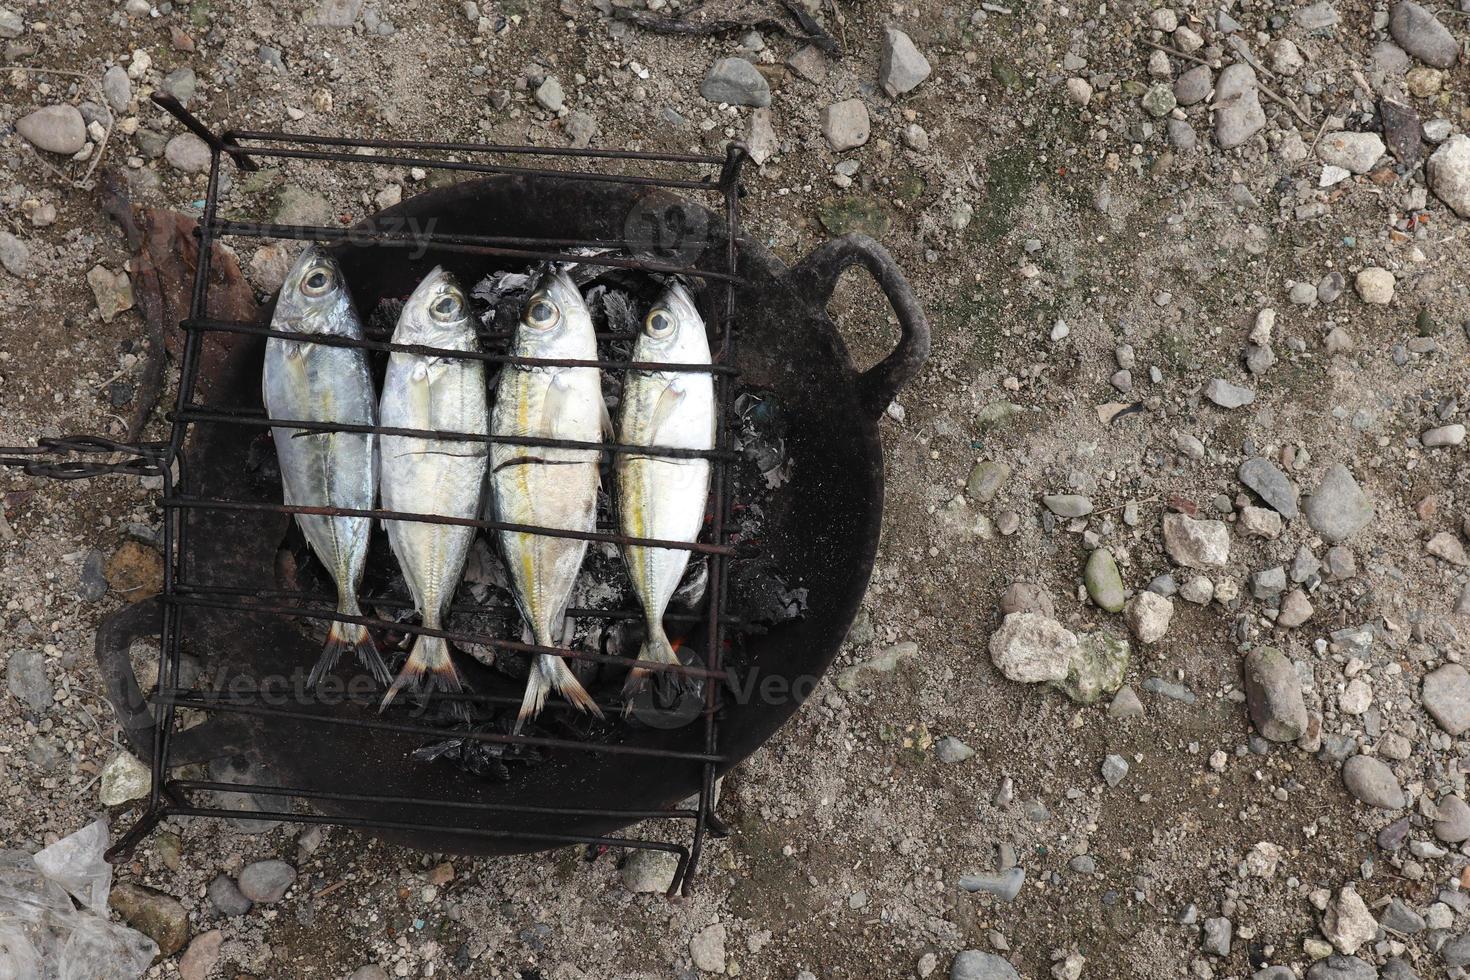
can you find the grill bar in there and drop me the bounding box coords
[173,406,740,461]
[93,95,754,895]
[162,496,738,556]
[180,317,738,373]
[163,591,733,680]
[206,220,742,282]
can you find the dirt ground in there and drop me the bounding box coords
[2,0,1470,977]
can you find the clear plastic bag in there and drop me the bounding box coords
[0,827,158,980]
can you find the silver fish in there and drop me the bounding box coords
[262,245,388,688]
[379,267,489,705]
[616,281,714,698]
[490,269,604,726]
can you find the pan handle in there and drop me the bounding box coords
[95,597,245,766]
[787,233,930,419]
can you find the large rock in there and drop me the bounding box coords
[1427,135,1470,219]
[1125,591,1173,644]
[5,648,51,713]
[1305,956,1377,980]
[1239,457,1299,518]
[1342,755,1405,809]
[1323,887,1377,954]
[109,883,190,956]
[699,58,769,107]
[1318,132,1386,174]
[1434,794,1470,843]
[951,950,1020,980]
[1054,632,1129,705]
[1162,513,1231,568]
[1423,663,1470,735]
[879,28,931,96]
[1083,548,1125,612]
[16,104,87,154]
[989,612,1075,684]
[820,98,870,152]
[1389,1,1459,67]
[1243,647,1308,741]
[1213,63,1265,149]
[164,133,211,173]
[237,859,296,903]
[1304,464,1373,543]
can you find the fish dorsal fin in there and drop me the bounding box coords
[648,378,686,442]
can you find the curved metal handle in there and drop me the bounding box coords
[787,233,930,419]
[94,597,245,766]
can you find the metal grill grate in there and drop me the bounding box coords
[6,94,752,896]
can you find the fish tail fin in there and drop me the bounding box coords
[622,625,690,705]
[515,654,603,731]
[380,634,460,710]
[311,597,391,688]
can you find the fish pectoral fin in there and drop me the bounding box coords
[599,395,615,441]
[408,358,433,428]
[539,371,572,437]
[648,379,687,442]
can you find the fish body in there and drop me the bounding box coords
[490,269,604,726]
[379,267,489,704]
[616,281,715,698]
[262,245,388,687]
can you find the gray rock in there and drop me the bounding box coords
[1214,63,1265,149]
[700,58,769,107]
[1381,898,1426,934]
[1202,916,1232,956]
[1389,1,1459,67]
[1318,131,1386,174]
[102,65,131,112]
[237,860,296,904]
[989,612,1075,684]
[1305,955,1376,980]
[936,736,975,764]
[1427,135,1470,219]
[1295,0,1340,28]
[1167,118,1198,152]
[1446,933,1470,968]
[1084,549,1125,613]
[160,67,197,107]
[1381,958,1421,980]
[1239,458,1299,518]
[0,7,22,37]
[6,649,51,714]
[0,231,29,277]
[1108,685,1144,719]
[349,968,390,980]
[1318,271,1346,303]
[1304,464,1373,543]
[1174,65,1213,106]
[1069,855,1097,874]
[1433,794,1470,843]
[206,875,253,916]
[1163,513,1231,568]
[950,950,1020,980]
[1251,566,1287,599]
[1243,647,1308,741]
[311,0,363,28]
[1142,676,1196,703]
[1323,888,1376,955]
[1277,589,1314,627]
[819,98,869,151]
[164,133,211,173]
[1422,667,1470,734]
[620,848,679,893]
[564,111,597,148]
[1254,969,1296,980]
[1125,591,1173,644]
[274,186,331,226]
[535,76,565,113]
[1141,84,1176,118]
[1342,755,1405,809]
[1101,754,1129,787]
[998,582,1055,619]
[16,104,87,155]
[967,460,1010,501]
[78,549,108,600]
[958,867,1025,901]
[1203,377,1255,408]
[879,28,931,96]
[1042,494,1093,518]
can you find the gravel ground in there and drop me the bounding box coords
[2,0,1470,977]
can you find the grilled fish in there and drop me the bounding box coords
[379,267,488,706]
[262,245,389,688]
[490,268,604,727]
[616,282,714,698]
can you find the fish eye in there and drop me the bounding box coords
[430,287,464,323]
[526,292,560,331]
[301,266,335,297]
[644,308,675,338]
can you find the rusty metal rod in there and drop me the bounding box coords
[225,129,725,165]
